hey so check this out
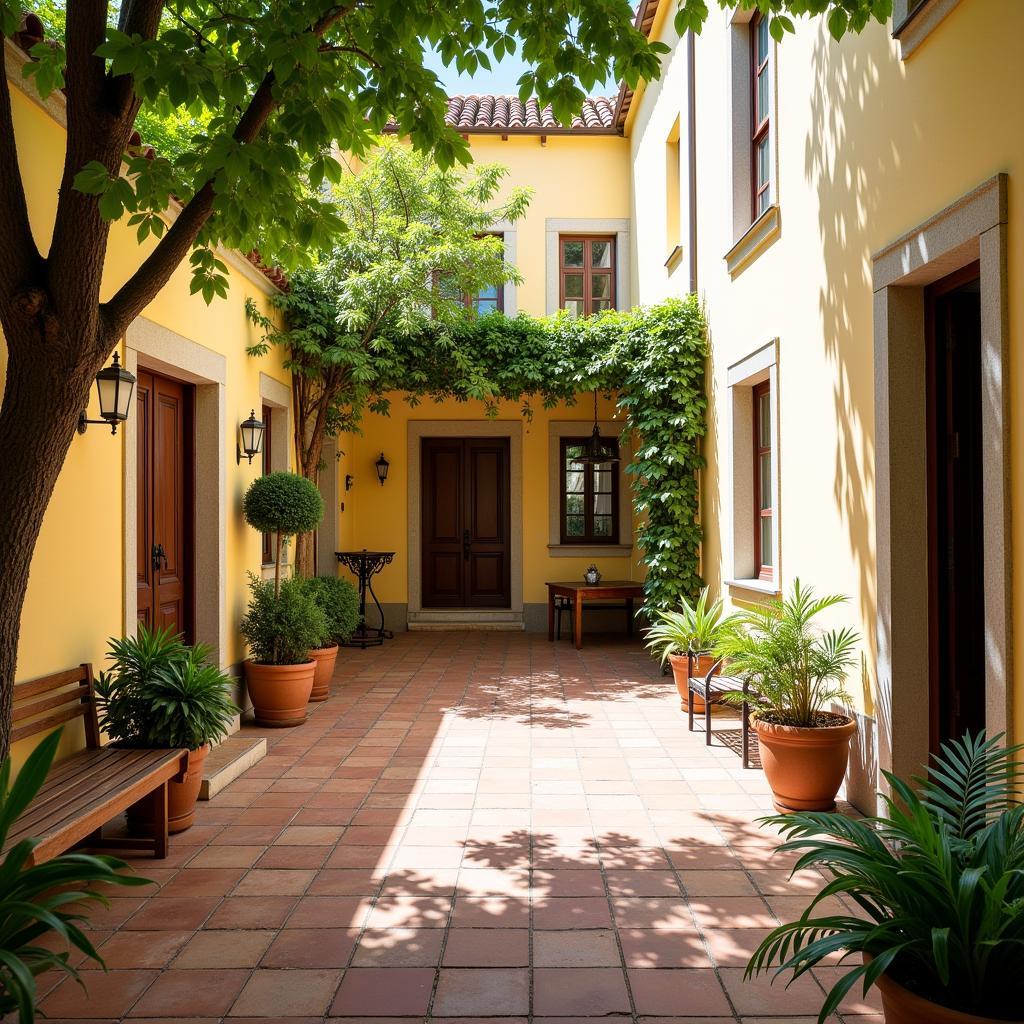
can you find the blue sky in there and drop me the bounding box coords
[424,47,616,96]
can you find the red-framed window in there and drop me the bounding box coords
[559,236,616,317]
[559,437,620,544]
[753,380,773,580]
[751,12,772,220]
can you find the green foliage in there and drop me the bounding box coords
[303,576,361,647]
[0,730,150,1023]
[714,579,858,727]
[748,731,1024,1022]
[1,0,665,297]
[675,0,892,41]
[94,625,238,751]
[242,472,323,537]
[240,573,327,665]
[645,587,735,665]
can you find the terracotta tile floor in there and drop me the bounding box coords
[39,632,879,1022]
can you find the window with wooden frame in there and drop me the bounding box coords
[559,236,616,317]
[261,404,274,565]
[752,380,773,580]
[433,233,504,315]
[559,438,619,544]
[750,12,772,220]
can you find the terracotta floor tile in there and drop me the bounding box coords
[442,927,530,966]
[531,869,606,897]
[628,968,732,1016]
[364,895,452,929]
[256,845,331,869]
[720,967,828,1016]
[96,930,192,969]
[172,929,275,968]
[206,896,297,929]
[680,869,758,897]
[40,970,157,1018]
[350,927,445,966]
[612,897,695,930]
[689,896,778,930]
[532,928,621,967]
[534,896,613,930]
[128,969,248,1017]
[532,967,631,1016]
[330,966,435,1016]
[432,967,530,1016]
[233,868,316,896]
[187,845,265,868]
[605,870,683,897]
[124,897,220,931]
[619,928,711,969]
[450,895,530,928]
[287,895,371,929]
[228,968,341,1016]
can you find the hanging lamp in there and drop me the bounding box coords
[573,389,620,466]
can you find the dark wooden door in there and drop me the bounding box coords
[926,263,985,752]
[421,438,510,608]
[136,370,195,642]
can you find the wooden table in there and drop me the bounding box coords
[546,580,645,650]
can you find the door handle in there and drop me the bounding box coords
[463,529,471,560]
[152,543,168,571]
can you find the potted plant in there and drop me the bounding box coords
[715,579,859,812]
[240,573,327,726]
[747,731,1024,1024]
[241,472,326,726]
[645,587,733,712]
[94,625,238,833]
[302,575,361,701]
[0,730,150,1023]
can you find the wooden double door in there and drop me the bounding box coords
[421,438,511,608]
[136,370,195,642]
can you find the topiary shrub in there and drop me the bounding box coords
[303,575,361,647]
[239,572,327,665]
[243,472,323,594]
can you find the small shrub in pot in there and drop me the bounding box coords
[94,624,237,832]
[301,575,361,701]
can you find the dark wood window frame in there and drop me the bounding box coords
[260,403,274,566]
[752,380,773,581]
[750,12,771,221]
[559,437,620,544]
[558,235,617,316]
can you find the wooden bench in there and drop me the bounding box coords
[686,652,756,769]
[4,664,188,865]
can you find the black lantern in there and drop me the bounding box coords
[78,352,136,435]
[375,452,390,485]
[236,409,265,464]
[574,389,621,466]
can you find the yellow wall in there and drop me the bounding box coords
[3,58,291,764]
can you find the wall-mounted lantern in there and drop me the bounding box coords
[345,474,354,491]
[375,452,390,486]
[236,409,265,464]
[78,352,136,435]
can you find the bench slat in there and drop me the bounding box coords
[13,683,92,723]
[10,704,89,745]
[9,749,177,838]
[13,667,89,701]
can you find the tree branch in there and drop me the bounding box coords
[0,42,43,322]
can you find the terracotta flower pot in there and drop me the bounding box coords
[752,714,856,812]
[668,652,716,713]
[308,644,339,702]
[866,957,1000,1024]
[127,744,208,835]
[244,659,315,728]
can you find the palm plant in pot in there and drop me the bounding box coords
[94,625,238,832]
[715,579,859,812]
[302,575,361,701]
[241,472,326,726]
[747,732,1024,1024]
[0,729,151,1023]
[645,587,734,712]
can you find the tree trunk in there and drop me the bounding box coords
[0,334,100,760]
[294,426,324,581]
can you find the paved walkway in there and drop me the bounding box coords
[41,632,879,1022]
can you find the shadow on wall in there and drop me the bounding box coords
[804,24,909,807]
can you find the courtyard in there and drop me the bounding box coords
[38,633,877,1022]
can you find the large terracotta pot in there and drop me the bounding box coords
[308,644,339,702]
[752,714,856,812]
[866,957,999,1024]
[127,744,208,835]
[668,652,715,713]
[245,659,315,727]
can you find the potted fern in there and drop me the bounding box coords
[715,579,859,811]
[302,575,361,701]
[748,731,1024,1023]
[0,730,150,1023]
[94,625,238,832]
[645,587,734,712]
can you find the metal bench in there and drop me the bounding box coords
[4,664,188,865]
[686,652,756,769]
